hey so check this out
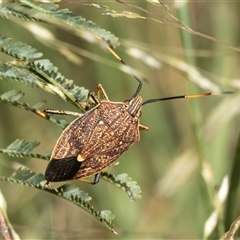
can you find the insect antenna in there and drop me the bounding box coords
[107,46,142,98]
[107,47,233,102]
[142,91,233,106]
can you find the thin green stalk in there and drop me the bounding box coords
[224,133,240,231]
[175,2,214,236]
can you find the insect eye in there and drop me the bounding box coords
[123,101,129,109]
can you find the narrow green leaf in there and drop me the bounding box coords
[224,133,240,231]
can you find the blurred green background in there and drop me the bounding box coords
[0,1,239,239]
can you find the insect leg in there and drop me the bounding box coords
[84,84,109,109]
[31,109,51,119]
[82,91,100,111]
[87,91,99,105]
[79,173,100,185]
[44,181,54,190]
[79,84,110,111]
[139,124,149,131]
[97,83,109,101]
[44,109,83,117]
[93,173,101,184]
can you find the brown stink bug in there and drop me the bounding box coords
[44,50,232,184]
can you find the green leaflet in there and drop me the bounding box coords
[0,1,119,47]
[0,139,49,160]
[0,35,89,107]
[101,172,142,201]
[0,2,141,232]
[0,167,116,234]
[0,138,142,201]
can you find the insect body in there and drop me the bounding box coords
[45,91,146,183]
[45,51,231,184]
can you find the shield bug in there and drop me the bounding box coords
[44,50,232,184]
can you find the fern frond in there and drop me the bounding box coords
[101,172,142,200]
[0,89,42,110]
[0,35,89,109]
[0,90,69,129]
[0,42,43,61]
[0,62,39,87]
[1,138,141,201]
[30,59,89,107]
[0,138,141,201]
[0,168,117,234]
[0,1,119,48]
[0,139,50,160]
[4,139,40,153]
[0,61,89,108]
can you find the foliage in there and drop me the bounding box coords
[0,0,239,239]
[0,32,143,233]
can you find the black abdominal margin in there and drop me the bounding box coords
[45,156,81,182]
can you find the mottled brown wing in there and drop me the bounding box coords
[50,105,101,160]
[73,141,132,179]
[73,101,140,178]
[100,101,140,143]
[45,106,101,181]
[45,101,140,182]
